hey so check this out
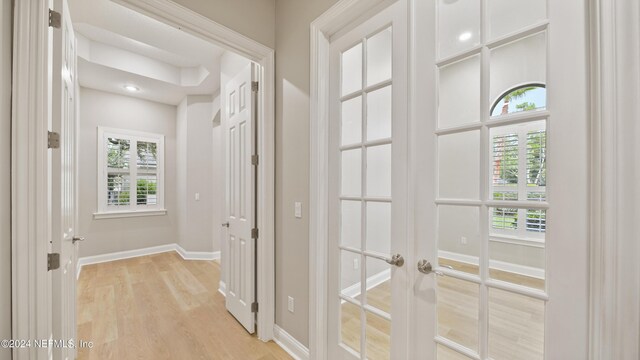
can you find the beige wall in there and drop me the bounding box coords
[176,94,220,253]
[172,0,275,49]
[78,87,178,257]
[0,0,11,358]
[274,0,339,346]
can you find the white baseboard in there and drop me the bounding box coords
[273,325,309,360]
[341,268,391,299]
[438,250,545,279]
[175,244,220,261]
[77,243,220,280]
[218,281,226,297]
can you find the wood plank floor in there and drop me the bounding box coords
[339,259,544,360]
[77,252,291,360]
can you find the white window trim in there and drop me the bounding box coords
[95,126,166,218]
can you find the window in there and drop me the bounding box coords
[490,84,546,117]
[96,127,165,218]
[490,118,546,240]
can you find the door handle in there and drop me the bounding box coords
[72,236,85,244]
[221,222,230,227]
[417,260,443,276]
[368,253,405,267]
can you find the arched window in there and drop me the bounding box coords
[490,84,546,117]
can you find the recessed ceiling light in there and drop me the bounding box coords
[124,85,139,92]
[458,31,472,42]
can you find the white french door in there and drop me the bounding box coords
[224,62,259,333]
[412,0,589,359]
[326,0,589,359]
[328,1,408,359]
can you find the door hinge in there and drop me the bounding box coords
[251,154,259,166]
[49,9,61,29]
[48,253,60,271]
[251,81,259,92]
[251,302,258,313]
[48,131,60,149]
[251,228,259,239]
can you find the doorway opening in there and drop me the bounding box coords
[11,0,276,356]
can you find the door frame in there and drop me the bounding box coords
[11,1,277,354]
[309,1,640,360]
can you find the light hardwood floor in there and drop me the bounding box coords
[340,259,544,360]
[77,252,291,360]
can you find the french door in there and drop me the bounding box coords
[328,0,589,359]
[328,1,408,359]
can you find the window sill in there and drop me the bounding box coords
[93,209,167,220]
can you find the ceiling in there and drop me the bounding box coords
[68,0,226,105]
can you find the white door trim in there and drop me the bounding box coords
[12,0,277,348]
[11,2,52,359]
[588,0,640,358]
[309,1,400,359]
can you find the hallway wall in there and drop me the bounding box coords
[176,94,220,253]
[78,87,178,257]
[0,1,12,359]
[274,0,340,347]
[172,0,275,49]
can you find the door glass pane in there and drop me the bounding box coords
[342,96,363,146]
[341,250,363,299]
[366,85,392,141]
[366,144,391,197]
[341,300,362,355]
[488,0,546,40]
[343,43,363,96]
[342,200,362,249]
[437,0,481,59]
[489,240,545,290]
[366,201,391,254]
[365,311,391,360]
[342,149,362,196]
[438,344,473,360]
[366,27,392,86]
[490,32,546,110]
[437,277,479,352]
[438,131,480,200]
[438,55,481,129]
[365,256,391,315]
[488,288,545,360]
[437,205,480,275]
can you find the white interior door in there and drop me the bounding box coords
[224,62,258,333]
[328,1,408,359]
[50,0,79,359]
[413,0,590,359]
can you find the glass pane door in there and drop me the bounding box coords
[328,1,408,359]
[413,0,589,359]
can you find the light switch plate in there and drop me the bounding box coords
[195,193,200,201]
[288,296,295,313]
[294,202,302,218]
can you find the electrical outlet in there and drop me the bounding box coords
[353,258,359,269]
[288,296,295,313]
[461,236,468,245]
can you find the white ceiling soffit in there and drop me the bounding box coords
[69,0,225,105]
